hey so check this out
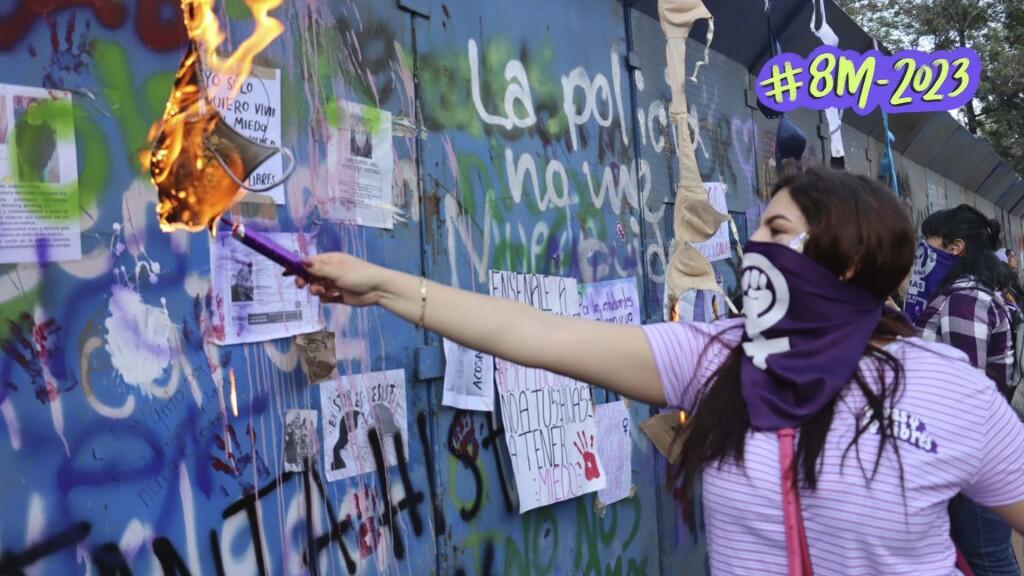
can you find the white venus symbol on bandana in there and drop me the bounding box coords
[741,253,792,369]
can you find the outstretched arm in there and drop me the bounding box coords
[298,253,667,405]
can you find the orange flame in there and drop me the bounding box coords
[182,0,284,98]
[145,0,284,234]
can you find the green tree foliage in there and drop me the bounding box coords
[836,0,1024,173]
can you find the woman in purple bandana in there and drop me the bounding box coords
[913,205,1019,576]
[294,167,1024,575]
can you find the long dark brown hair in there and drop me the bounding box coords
[671,167,918,520]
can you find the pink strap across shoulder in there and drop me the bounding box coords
[777,428,813,576]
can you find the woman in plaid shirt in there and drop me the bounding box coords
[915,205,1018,576]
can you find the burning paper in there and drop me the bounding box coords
[145,0,285,233]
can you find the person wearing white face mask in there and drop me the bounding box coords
[292,167,1024,575]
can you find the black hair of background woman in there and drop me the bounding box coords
[921,205,1009,292]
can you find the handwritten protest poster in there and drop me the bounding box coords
[692,182,731,262]
[319,369,408,483]
[207,66,285,204]
[595,401,633,507]
[489,270,606,512]
[442,337,495,411]
[579,278,641,326]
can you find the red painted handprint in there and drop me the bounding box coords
[573,431,601,481]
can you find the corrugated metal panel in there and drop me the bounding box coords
[978,162,1018,202]
[903,115,958,167]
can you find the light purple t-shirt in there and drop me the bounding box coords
[643,318,1024,576]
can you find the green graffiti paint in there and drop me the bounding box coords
[420,49,483,136]
[225,0,254,20]
[0,282,40,341]
[324,99,343,130]
[143,73,176,118]
[522,43,565,139]
[446,454,492,517]
[503,507,558,576]
[456,152,497,216]
[73,107,110,213]
[93,40,160,171]
[572,496,644,576]
[361,103,384,135]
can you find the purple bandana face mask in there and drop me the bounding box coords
[903,239,957,324]
[740,241,883,431]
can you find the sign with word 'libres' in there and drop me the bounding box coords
[206,65,285,204]
[489,270,606,513]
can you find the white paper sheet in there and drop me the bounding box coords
[442,337,495,412]
[489,270,606,512]
[595,401,632,507]
[319,369,408,483]
[284,409,319,472]
[210,231,321,345]
[206,66,286,204]
[579,278,641,326]
[325,101,394,229]
[692,182,731,263]
[0,83,80,263]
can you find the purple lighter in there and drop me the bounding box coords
[219,215,313,281]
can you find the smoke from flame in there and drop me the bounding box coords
[144,0,284,234]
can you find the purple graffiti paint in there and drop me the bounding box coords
[35,237,50,267]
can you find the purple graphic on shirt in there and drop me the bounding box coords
[861,407,938,454]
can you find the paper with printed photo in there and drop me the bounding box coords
[325,101,394,229]
[0,83,80,263]
[210,231,321,345]
[284,409,319,472]
[296,330,339,385]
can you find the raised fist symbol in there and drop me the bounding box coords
[739,253,790,337]
[742,267,775,321]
